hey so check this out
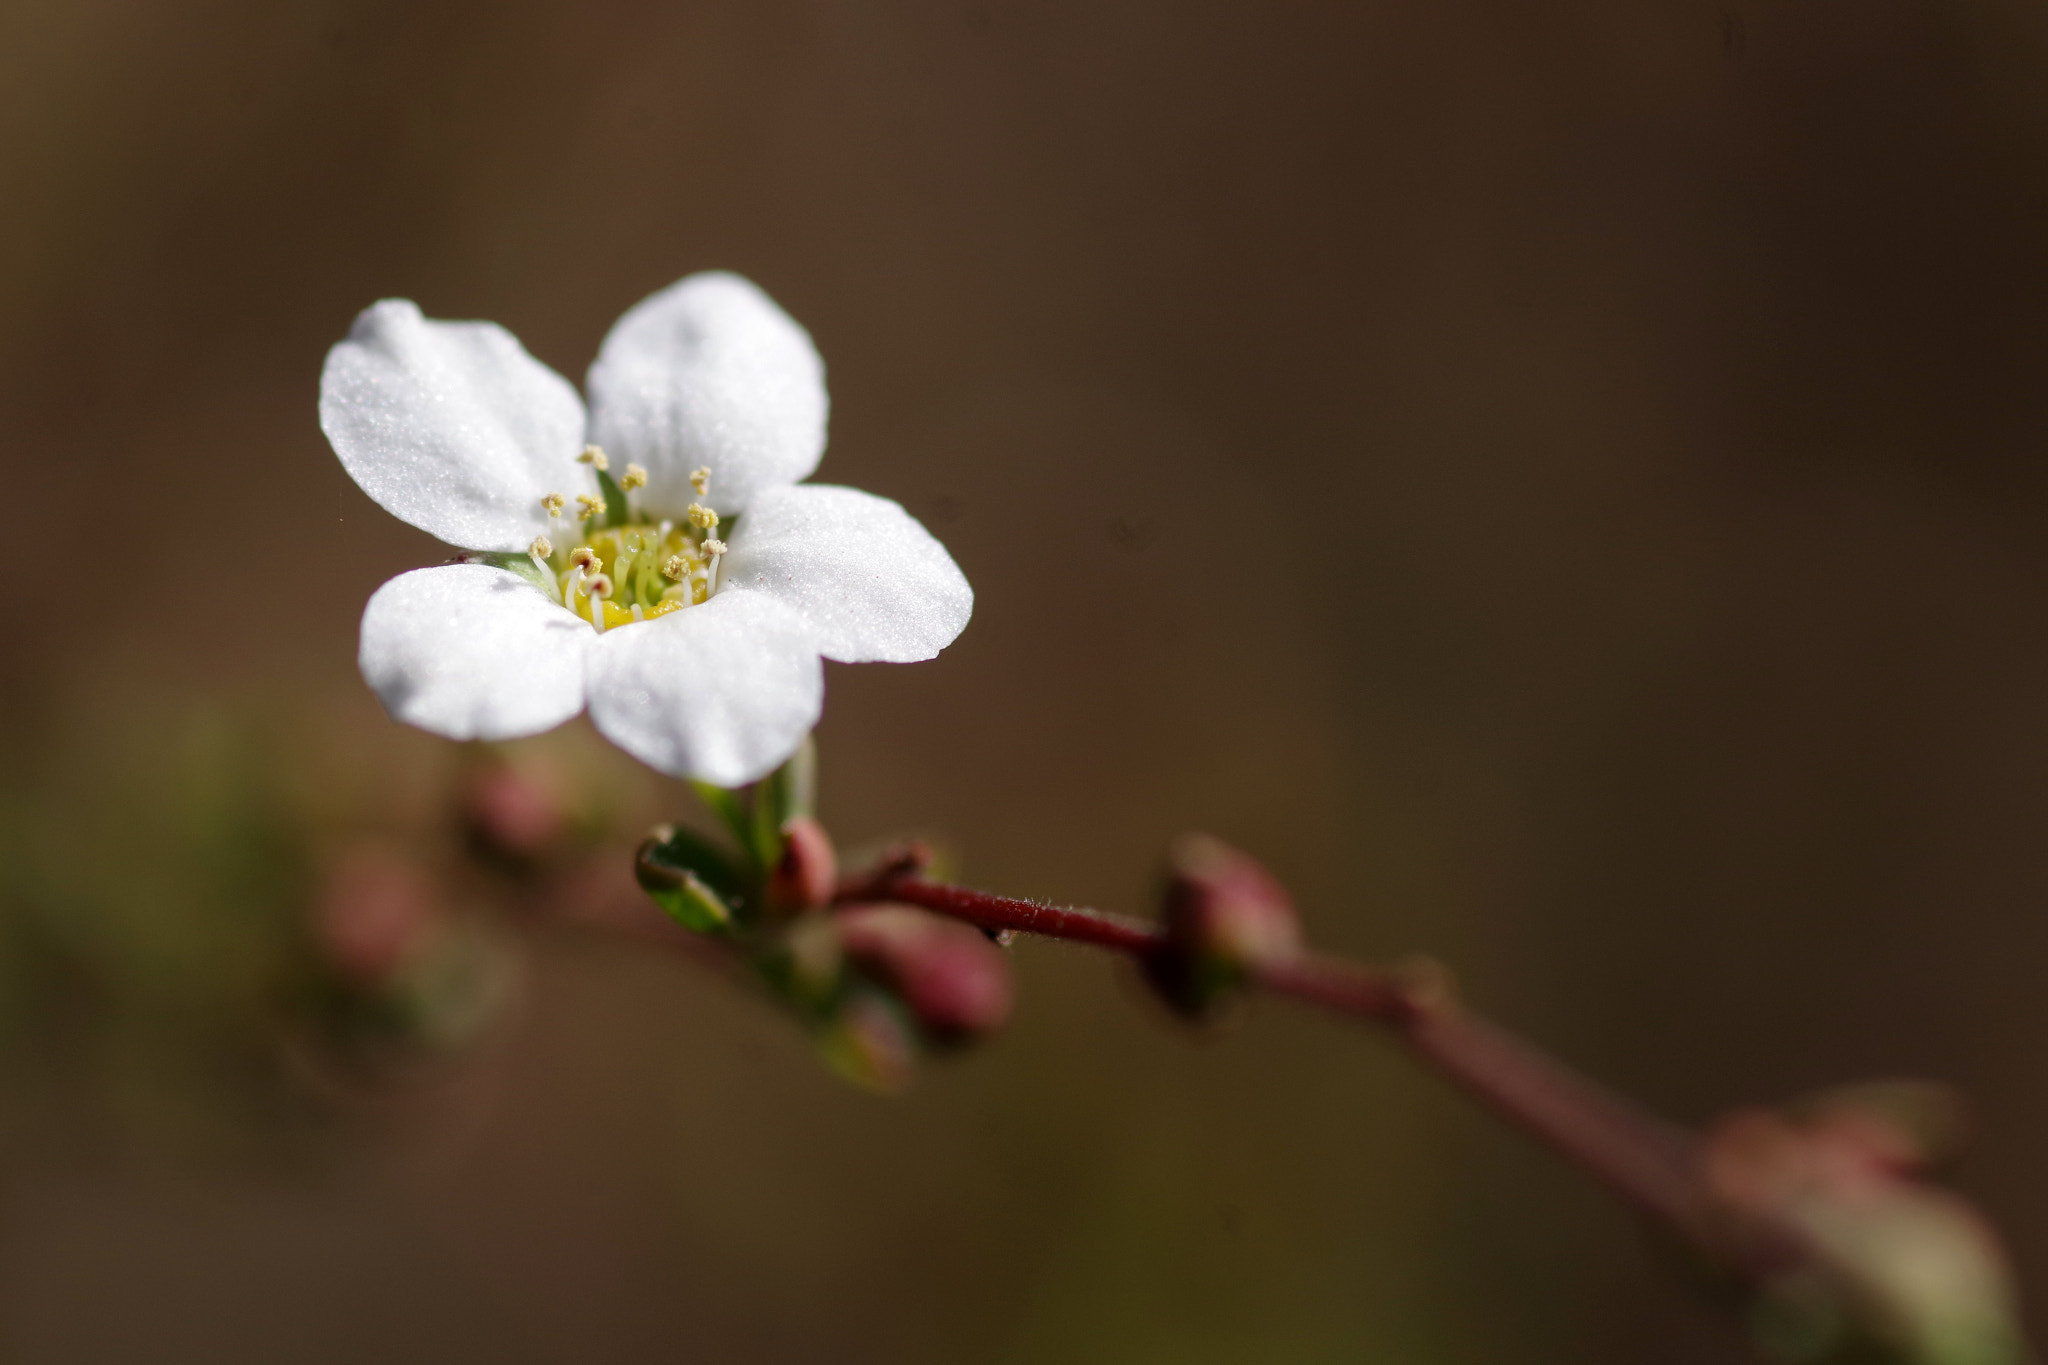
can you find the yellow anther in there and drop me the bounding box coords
[530,535,553,559]
[577,445,610,471]
[702,538,727,557]
[570,546,602,572]
[690,466,711,497]
[574,494,604,520]
[540,492,566,518]
[584,573,613,598]
[619,463,648,491]
[686,503,719,530]
[661,554,689,581]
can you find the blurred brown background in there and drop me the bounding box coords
[5,0,2048,1360]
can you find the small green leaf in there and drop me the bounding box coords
[461,552,551,594]
[641,823,747,900]
[635,825,746,933]
[596,466,630,527]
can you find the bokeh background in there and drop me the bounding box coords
[4,0,2048,1359]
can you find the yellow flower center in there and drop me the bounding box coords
[525,455,728,633]
[539,521,724,631]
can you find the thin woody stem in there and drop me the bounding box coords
[1254,952,1707,1230]
[851,877,1163,954]
[841,870,1714,1241]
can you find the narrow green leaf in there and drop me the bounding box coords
[635,825,747,933]
[462,551,550,594]
[640,823,747,901]
[646,870,732,934]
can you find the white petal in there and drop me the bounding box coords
[359,564,591,740]
[322,299,587,551]
[585,591,824,786]
[719,484,973,663]
[584,273,827,517]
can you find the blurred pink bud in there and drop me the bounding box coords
[462,761,569,862]
[835,902,1014,1042]
[816,992,920,1094]
[1147,833,1303,1016]
[313,846,440,985]
[1706,1084,1974,1218]
[766,816,837,918]
[1703,1092,2026,1365]
[1793,1080,1970,1178]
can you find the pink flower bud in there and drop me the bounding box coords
[815,993,919,1094]
[1701,1091,2024,1365]
[765,815,838,918]
[1792,1080,1969,1177]
[835,902,1014,1042]
[1147,833,1303,1016]
[313,846,440,985]
[462,760,569,863]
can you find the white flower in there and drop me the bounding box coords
[321,272,972,786]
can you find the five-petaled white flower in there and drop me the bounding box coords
[321,272,972,786]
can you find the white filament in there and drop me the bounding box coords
[530,550,562,603]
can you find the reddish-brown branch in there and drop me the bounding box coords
[840,870,1716,1241]
[848,875,1165,954]
[1251,951,1705,1228]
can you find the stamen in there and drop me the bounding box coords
[577,445,610,471]
[528,537,560,602]
[620,463,648,491]
[530,502,726,628]
[690,466,712,497]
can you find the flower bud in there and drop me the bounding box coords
[1701,1091,2024,1365]
[312,845,441,985]
[764,815,837,919]
[461,759,569,866]
[1791,1080,1969,1177]
[835,902,1014,1043]
[815,992,919,1094]
[1145,833,1302,1017]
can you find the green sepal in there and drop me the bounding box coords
[748,735,817,871]
[750,913,843,1016]
[596,466,630,527]
[635,824,747,933]
[465,552,552,594]
[690,783,754,864]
